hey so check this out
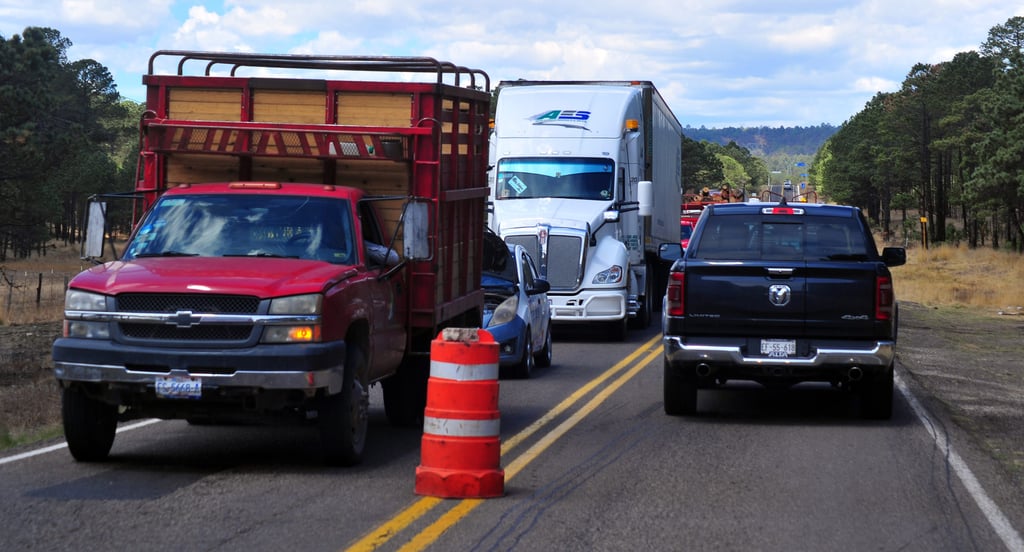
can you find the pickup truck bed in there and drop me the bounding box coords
[660,200,906,419]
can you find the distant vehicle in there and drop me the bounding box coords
[482,230,553,379]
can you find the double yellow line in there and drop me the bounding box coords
[345,334,663,552]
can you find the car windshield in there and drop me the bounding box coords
[495,158,615,200]
[123,194,356,264]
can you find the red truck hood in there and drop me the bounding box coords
[69,257,357,298]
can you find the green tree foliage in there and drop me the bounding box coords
[681,135,724,193]
[820,16,1023,251]
[0,27,134,259]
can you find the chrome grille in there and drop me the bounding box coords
[547,235,584,289]
[116,294,260,343]
[505,233,584,291]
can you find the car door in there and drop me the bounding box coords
[520,249,550,348]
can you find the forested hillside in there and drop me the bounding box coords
[682,124,837,157]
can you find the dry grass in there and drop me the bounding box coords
[892,243,1024,314]
[0,244,91,325]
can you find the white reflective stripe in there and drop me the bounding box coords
[423,416,500,437]
[429,359,498,381]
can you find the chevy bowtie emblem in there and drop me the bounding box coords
[169,311,202,328]
[768,285,791,307]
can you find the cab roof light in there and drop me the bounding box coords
[229,181,282,189]
[625,119,639,132]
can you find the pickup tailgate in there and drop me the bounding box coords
[684,260,879,338]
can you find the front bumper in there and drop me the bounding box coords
[549,289,626,323]
[53,337,347,393]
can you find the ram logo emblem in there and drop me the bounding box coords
[768,285,791,307]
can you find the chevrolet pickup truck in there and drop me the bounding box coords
[660,199,906,419]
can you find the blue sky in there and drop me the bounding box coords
[2,0,1022,128]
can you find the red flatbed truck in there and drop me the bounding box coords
[52,51,491,465]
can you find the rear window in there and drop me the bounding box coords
[692,214,870,261]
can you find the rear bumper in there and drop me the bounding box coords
[663,335,894,381]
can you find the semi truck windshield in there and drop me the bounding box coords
[496,158,614,200]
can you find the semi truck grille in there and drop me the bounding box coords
[505,234,584,291]
[116,294,260,314]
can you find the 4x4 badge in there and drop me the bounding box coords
[768,285,791,307]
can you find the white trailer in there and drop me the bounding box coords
[488,81,683,339]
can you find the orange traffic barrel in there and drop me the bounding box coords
[415,327,504,498]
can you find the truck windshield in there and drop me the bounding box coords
[123,194,356,264]
[495,158,614,200]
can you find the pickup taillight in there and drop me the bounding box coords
[876,275,894,320]
[666,271,685,316]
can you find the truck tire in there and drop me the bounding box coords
[510,329,535,379]
[62,385,117,462]
[534,325,553,368]
[383,357,428,427]
[663,360,698,416]
[861,364,894,420]
[319,347,369,466]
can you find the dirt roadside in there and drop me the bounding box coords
[1,305,1022,499]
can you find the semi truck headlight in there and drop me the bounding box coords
[592,265,623,284]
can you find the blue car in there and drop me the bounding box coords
[482,231,553,378]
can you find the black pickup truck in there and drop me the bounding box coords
[659,200,906,419]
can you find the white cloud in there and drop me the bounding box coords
[2,0,1023,127]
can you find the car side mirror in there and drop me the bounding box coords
[529,279,551,295]
[659,242,683,262]
[882,247,906,267]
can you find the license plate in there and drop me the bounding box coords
[760,339,796,358]
[155,376,202,399]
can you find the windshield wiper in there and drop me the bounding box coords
[223,253,299,258]
[136,250,198,257]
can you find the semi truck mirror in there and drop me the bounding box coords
[638,180,653,217]
[403,200,431,260]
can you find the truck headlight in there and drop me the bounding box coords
[592,265,623,284]
[65,289,108,311]
[64,290,111,339]
[263,294,323,343]
[269,294,322,315]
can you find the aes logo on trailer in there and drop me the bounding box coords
[528,110,592,130]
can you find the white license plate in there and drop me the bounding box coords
[760,339,796,358]
[155,376,202,399]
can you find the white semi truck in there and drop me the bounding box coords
[488,80,683,339]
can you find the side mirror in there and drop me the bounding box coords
[882,247,906,267]
[529,279,551,295]
[638,180,652,217]
[403,200,430,260]
[84,201,107,259]
[659,242,683,262]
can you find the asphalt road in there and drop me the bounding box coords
[1,324,1021,551]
